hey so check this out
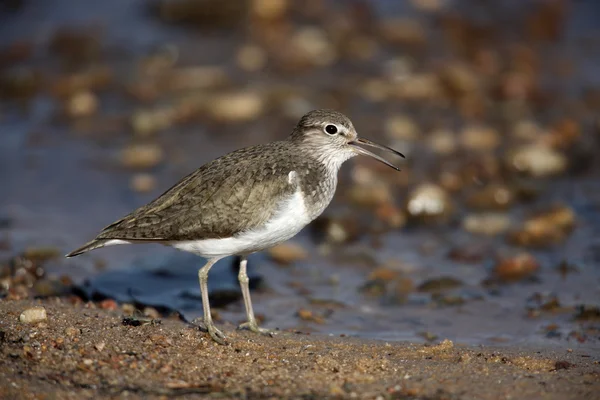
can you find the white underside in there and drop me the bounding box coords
[104,186,311,259]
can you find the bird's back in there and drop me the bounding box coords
[95,140,332,242]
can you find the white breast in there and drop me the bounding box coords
[169,186,311,258]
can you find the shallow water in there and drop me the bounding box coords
[1,0,599,351]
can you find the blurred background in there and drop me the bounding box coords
[1,0,599,349]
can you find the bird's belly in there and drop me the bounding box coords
[170,189,311,258]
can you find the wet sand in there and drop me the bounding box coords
[1,299,598,400]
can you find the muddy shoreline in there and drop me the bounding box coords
[1,298,598,399]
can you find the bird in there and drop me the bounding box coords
[66,109,405,344]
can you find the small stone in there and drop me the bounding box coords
[380,18,426,47]
[508,144,567,177]
[143,307,160,319]
[100,299,118,311]
[493,253,539,282]
[165,66,228,91]
[121,303,136,315]
[64,327,80,337]
[206,91,265,122]
[252,0,288,20]
[465,184,514,210]
[410,0,444,12]
[391,276,415,303]
[392,73,442,101]
[66,90,98,118]
[463,213,511,236]
[348,182,393,208]
[427,129,457,155]
[296,308,325,324]
[359,79,389,103]
[131,108,176,137]
[459,125,500,151]
[236,44,267,72]
[19,307,47,324]
[130,173,157,193]
[405,183,453,223]
[385,115,419,141]
[417,277,463,293]
[508,205,575,248]
[120,143,164,169]
[290,27,336,67]
[268,242,308,265]
[439,63,480,97]
[375,203,406,229]
[94,342,106,352]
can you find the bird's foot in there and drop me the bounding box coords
[191,318,228,345]
[237,321,274,337]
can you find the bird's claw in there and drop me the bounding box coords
[191,318,228,344]
[237,321,274,337]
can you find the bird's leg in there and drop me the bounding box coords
[197,258,227,344]
[237,256,273,336]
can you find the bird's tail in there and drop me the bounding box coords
[65,239,108,258]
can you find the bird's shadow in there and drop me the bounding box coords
[74,253,262,318]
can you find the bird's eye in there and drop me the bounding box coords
[325,124,338,135]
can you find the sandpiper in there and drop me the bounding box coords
[66,109,404,344]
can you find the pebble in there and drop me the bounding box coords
[19,307,47,324]
[417,277,463,293]
[130,173,157,193]
[427,129,457,155]
[100,299,118,311]
[252,0,288,20]
[131,108,176,136]
[508,144,567,177]
[165,66,228,91]
[405,183,453,222]
[290,27,336,67]
[380,18,426,47]
[347,182,393,208]
[120,143,164,169]
[459,125,500,151]
[236,44,267,72]
[64,327,80,337]
[268,242,308,265]
[392,73,442,101]
[206,91,265,122]
[375,203,406,229]
[466,184,514,210]
[296,308,325,324]
[143,307,161,319]
[66,90,98,118]
[509,205,575,248]
[384,115,420,141]
[463,213,511,236]
[493,253,539,282]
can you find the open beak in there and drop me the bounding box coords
[348,137,405,171]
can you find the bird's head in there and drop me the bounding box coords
[290,109,405,171]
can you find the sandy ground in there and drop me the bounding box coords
[1,299,598,400]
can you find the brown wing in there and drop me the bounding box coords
[96,142,297,241]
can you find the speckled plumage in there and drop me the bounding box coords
[102,141,334,242]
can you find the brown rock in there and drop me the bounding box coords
[493,253,539,282]
[66,91,98,118]
[130,173,157,193]
[120,143,164,169]
[463,213,511,236]
[206,91,265,122]
[268,242,308,265]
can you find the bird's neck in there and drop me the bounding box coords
[290,138,356,175]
